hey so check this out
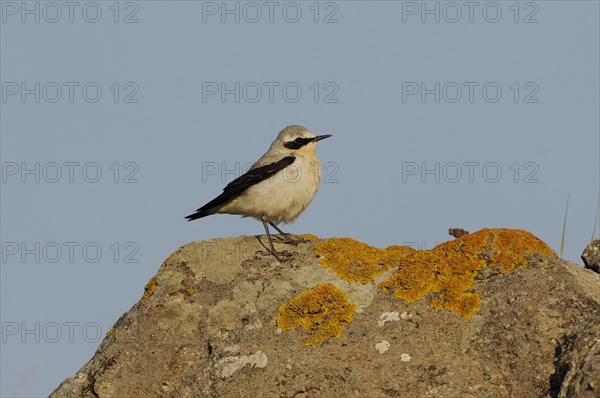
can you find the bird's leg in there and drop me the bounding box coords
[260,219,291,262]
[269,222,292,241]
[269,222,309,245]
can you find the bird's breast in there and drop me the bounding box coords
[246,156,322,223]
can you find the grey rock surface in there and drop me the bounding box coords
[50,235,600,398]
[581,239,600,273]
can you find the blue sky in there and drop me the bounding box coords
[1,1,599,396]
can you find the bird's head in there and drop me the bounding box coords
[272,125,332,155]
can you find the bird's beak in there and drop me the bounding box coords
[313,134,332,142]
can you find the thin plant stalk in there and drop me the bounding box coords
[592,195,599,241]
[560,195,569,258]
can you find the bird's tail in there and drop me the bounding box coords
[185,210,209,221]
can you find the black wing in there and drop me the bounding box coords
[185,156,295,221]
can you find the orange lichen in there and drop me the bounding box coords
[491,228,554,272]
[315,238,415,283]
[141,277,157,301]
[185,287,196,297]
[277,284,356,346]
[379,228,554,318]
[300,233,320,241]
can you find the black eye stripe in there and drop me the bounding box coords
[283,137,314,150]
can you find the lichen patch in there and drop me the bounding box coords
[277,284,356,346]
[379,228,554,318]
[315,238,414,283]
[141,277,157,301]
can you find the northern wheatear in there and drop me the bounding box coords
[185,125,331,261]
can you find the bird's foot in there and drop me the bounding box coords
[257,249,293,262]
[273,234,310,246]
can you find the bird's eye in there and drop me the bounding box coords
[295,138,303,143]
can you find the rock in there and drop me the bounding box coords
[581,239,600,273]
[554,323,600,398]
[50,230,600,398]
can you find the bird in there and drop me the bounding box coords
[185,125,331,261]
